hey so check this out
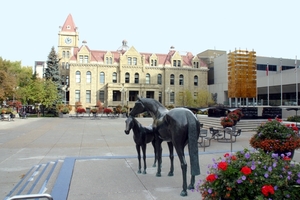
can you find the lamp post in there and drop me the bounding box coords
[120,84,127,107]
[62,85,69,105]
[165,87,172,106]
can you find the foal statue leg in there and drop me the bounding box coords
[136,145,142,174]
[155,138,163,177]
[141,144,147,174]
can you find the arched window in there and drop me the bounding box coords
[134,73,139,84]
[194,75,198,86]
[100,72,105,84]
[146,73,150,84]
[179,74,184,85]
[76,71,81,83]
[170,74,174,85]
[157,74,162,85]
[112,72,117,83]
[86,71,91,83]
[125,72,130,83]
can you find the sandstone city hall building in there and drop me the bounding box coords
[57,14,209,111]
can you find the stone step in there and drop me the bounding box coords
[198,115,266,132]
[4,160,64,199]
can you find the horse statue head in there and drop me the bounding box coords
[129,96,168,119]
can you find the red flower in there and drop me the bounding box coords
[261,185,274,196]
[218,162,228,171]
[240,166,252,175]
[206,174,217,182]
[231,155,237,160]
[283,156,291,161]
[224,153,230,157]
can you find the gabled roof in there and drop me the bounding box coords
[61,14,77,32]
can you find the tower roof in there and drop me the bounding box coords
[61,14,77,32]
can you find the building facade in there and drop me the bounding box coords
[57,14,209,111]
[205,50,300,107]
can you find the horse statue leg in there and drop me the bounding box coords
[174,145,188,196]
[167,142,174,176]
[136,144,142,174]
[141,144,147,174]
[155,137,163,177]
[188,175,195,190]
[151,140,157,167]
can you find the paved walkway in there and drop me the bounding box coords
[1,116,299,200]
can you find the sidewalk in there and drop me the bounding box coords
[1,117,299,200]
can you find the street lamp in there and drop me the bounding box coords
[165,87,172,106]
[120,84,127,107]
[62,85,69,105]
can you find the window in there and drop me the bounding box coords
[194,92,198,103]
[99,90,105,102]
[86,71,91,83]
[84,55,88,63]
[134,73,139,84]
[173,60,177,67]
[113,90,121,101]
[61,75,65,85]
[61,62,65,69]
[133,57,137,65]
[193,61,199,68]
[170,92,175,104]
[154,60,157,66]
[66,62,69,69]
[157,74,162,85]
[146,73,150,84]
[112,72,117,83]
[178,60,181,67]
[79,55,83,63]
[62,51,65,58]
[66,75,69,85]
[109,57,112,64]
[106,57,108,64]
[128,57,132,65]
[86,90,91,103]
[75,90,80,102]
[125,72,130,83]
[179,74,184,85]
[158,92,162,103]
[100,72,105,84]
[76,71,81,83]
[151,59,154,66]
[194,75,198,86]
[170,74,174,85]
[66,51,70,58]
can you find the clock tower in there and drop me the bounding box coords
[58,14,79,63]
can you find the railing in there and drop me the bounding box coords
[6,193,53,200]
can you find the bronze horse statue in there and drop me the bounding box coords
[124,115,174,175]
[129,97,200,196]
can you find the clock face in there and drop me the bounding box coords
[65,37,72,44]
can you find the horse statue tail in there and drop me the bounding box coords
[187,113,200,176]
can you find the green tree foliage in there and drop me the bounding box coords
[176,90,194,107]
[0,57,19,101]
[44,46,61,85]
[197,89,215,107]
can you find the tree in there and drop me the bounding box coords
[0,57,19,101]
[196,89,215,107]
[44,46,61,85]
[176,90,194,107]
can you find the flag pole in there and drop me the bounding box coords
[267,62,269,106]
[280,58,282,106]
[296,56,298,106]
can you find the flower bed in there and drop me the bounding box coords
[198,148,300,199]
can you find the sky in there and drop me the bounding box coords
[1,0,299,67]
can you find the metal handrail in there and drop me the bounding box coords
[7,193,53,200]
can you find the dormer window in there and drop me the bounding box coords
[128,57,132,65]
[177,60,181,67]
[151,59,157,66]
[193,61,199,68]
[133,57,137,65]
[173,60,181,67]
[173,60,177,67]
